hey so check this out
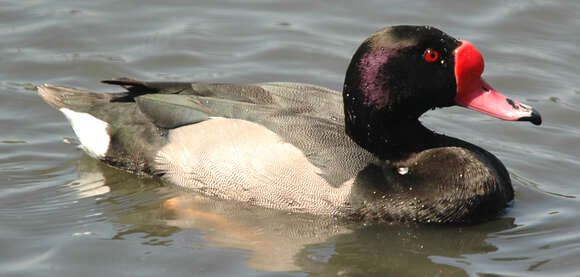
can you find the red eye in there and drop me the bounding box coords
[424,49,439,63]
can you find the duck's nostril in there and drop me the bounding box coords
[482,86,489,92]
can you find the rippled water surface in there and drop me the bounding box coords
[1,0,579,276]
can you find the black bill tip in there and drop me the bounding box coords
[518,108,542,126]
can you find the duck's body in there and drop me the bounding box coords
[38,26,541,223]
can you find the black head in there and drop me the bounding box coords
[344,26,460,121]
[343,25,541,156]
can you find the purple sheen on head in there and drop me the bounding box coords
[359,49,393,109]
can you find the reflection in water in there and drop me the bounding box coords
[161,195,349,271]
[70,154,517,275]
[300,218,515,276]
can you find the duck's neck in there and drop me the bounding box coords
[345,110,437,160]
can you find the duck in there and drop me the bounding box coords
[37,25,541,224]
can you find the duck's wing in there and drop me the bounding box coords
[101,78,345,121]
[102,79,374,187]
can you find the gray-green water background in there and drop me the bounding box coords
[1,0,579,276]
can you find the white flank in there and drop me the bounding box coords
[59,108,110,158]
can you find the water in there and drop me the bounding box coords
[1,0,579,276]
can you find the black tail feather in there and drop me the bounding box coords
[102,77,192,98]
[101,78,157,95]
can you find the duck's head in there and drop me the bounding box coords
[343,25,541,151]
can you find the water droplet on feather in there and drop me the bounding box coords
[397,167,409,175]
